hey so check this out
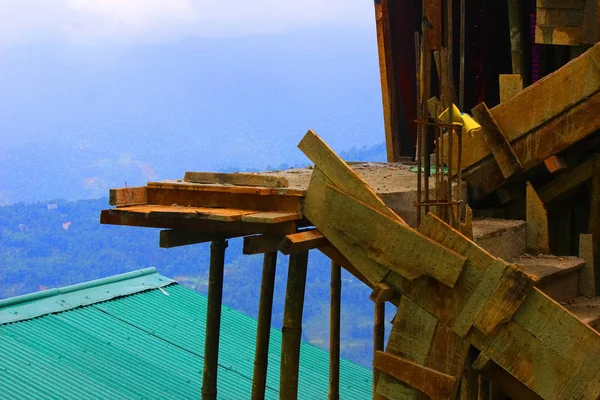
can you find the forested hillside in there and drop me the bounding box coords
[0,197,393,366]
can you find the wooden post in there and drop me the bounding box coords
[201,238,228,400]
[507,0,524,79]
[329,262,341,400]
[280,250,309,400]
[373,302,385,398]
[590,154,600,294]
[251,251,278,400]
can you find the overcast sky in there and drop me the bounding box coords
[0,0,373,49]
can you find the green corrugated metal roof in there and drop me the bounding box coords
[0,269,371,399]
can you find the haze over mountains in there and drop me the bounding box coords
[0,25,386,203]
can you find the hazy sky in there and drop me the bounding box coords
[0,1,385,202]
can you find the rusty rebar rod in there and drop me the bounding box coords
[373,302,385,397]
[329,262,341,400]
[280,250,309,400]
[202,238,228,400]
[251,251,278,400]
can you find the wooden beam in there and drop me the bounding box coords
[109,186,147,207]
[329,262,341,400]
[279,229,329,255]
[544,155,568,174]
[321,184,467,287]
[251,252,278,400]
[159,230,231,248]
[374,351,458,400]
[507,0,525,77]
[184,171,289,188]
[370,282,395,304]
[280,250,309,399]
[243,235,283,255]
[298,129,405,224]
[201,239,228,400]
[499,74,523,103]
[241,211,302,224]
[579,234,596,297]
[471,102,522,179]
[527,182,550,254]
[538,157,594,203]
[590,154,600,295]
[581,0,600,44]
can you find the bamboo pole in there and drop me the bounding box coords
[329,262,341,400]
[280,250,309,400]
[251,251,278,400]
[373,302,385,397]
[201,238,228,400]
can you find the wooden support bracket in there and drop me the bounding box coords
[243,235,283,255]
[159,230,234,248]
[279,229,329,255]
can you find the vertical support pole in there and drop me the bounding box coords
[252,251,278,400]
[507,0,524,79]
[329,262,341,400]
[280,250,309,400]
[373,302,385,398]
[590,154,600,294]
[202,238,228,400]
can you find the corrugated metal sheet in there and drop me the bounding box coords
[0,275,371,399]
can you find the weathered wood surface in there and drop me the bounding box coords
[184,171,289,188]
[298,129,405,224]
[537,8,584,26]
[159,229,228,248]
[466,89,600,200]
[579,234,596,297]
[374,351,457,400]
[582,0,600,44]
[527,182,550,254]
[369,282,395,304]
[472,354,543,400]
[318,245,374,289]
[279,230,328,255]
[321,185,467,286]
[591,155,600,295]
[535,25,583,45]
[471,102,522,179]
[109,186,148,207]
[444,42,600,177]
[543,155,568,174]
[242,234,283,255]
[241,211,302,224]
[148,180,305,197]
[537,0,585,8]
[538,157,594,203]
[499,74,523,103]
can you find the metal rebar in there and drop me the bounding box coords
[202,238,229,400]
[280,250,309,400]
[424,125,431,216]
[457,126,463,224]
[251,251,278,400]
[329,262,341,400]
[459,0,466,110]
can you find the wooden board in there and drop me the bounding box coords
[537,0,585,8]
[242,234,283,255]
[105,205,258,221]
[543,155,568,174]
[526,182,550,254]
[499,74,523,103]
[279,230,329,255]
[298,129,405,225]
[322,184,467,287]
[471,102,522,179]
[109,186,148,207]
[537,8,584,27]
[148,180,305,197]
[184,171,289,188]
[579,234,596,297]
[241,211,302,224]
[472,354,543,400]
[591,154,600,296]
[444,42,600,176]
[159,230,229,248]
[582,0,600,44]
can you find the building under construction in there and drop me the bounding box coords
[100,1,600,399]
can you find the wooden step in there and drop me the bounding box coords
[473,218,526,260]
[564,296,600,332]
[511,255,585,302]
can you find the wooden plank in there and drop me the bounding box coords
[446,42,600,175]
[539,157,594,203]
[426,323,469,390]
[472,354,543,400]
[591,155,600,296]
[241,211,302,224]
[473,264,536,335]
[111,205,256,222]
[374,351,457,400]
[581,0,600,44]
[580,234,596,297]
[424,0,442,51]
[109,186,148,207]
[298,129,405,224]
[159,230,228,248]
[322,184,467,287]
[370,282,395,304]
[472,102,522,179]
[466,91,600,200]
[149,180,273,195]
[536,25,583,45]
[100,209,297,236]
[303,168,391,286]
[147,187,302,213]
[243,234,283,255]
[451,260,509,337]
[526,182,550,254]
[459,350,479,400]
[377,296,439,400]
[184,171,289,188]
[537,0,585,8]
[537,8,585,27]
[543,155,568,174]
[499,74,523,103]
[279,230,328,255]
